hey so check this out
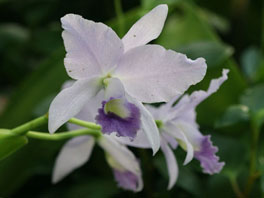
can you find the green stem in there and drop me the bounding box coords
[245,120,260,195]
[68,118,101,130]
[27,128,101,141]
[114,0,125,36]
[229,176,245,198]
[262,0,264,53]
[11,114,48,135]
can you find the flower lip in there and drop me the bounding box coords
[194,135,225,174]
[96,97,141,138]
[104,98,130,119]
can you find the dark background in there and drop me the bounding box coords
[0,0,264,197]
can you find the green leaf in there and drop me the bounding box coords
[215,104,249,128]
[198,8,230,33]
[0,48,67,196]
[0,47,68,127]
[0,23,29,43]
[253,109,264,130]
[0,129,28,161]
[177,41,233,68]
[240,84,264,115]
[213,135,247,178]
[241,47,264,82]
[141,0,182,10]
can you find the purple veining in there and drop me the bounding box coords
[113,169,139,191]
[95,98,141,139]
[194,135,225,174]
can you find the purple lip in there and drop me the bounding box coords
[95,98,141,139]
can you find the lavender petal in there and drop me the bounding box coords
[113,169,139,191]
[194,135,225,174]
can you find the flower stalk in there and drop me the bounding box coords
[68,118,101,130]
[11,114,48,135]
[245,119,260,196]
[114,0,125,36]
[27,128,101,141]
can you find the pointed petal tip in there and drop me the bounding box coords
[167,184,173,190]
[152,141,160,156]
[51,175,59,185]
[48,110,60,134]
[222,68,230,78]
[48,120,56,134]
[183,157,192,166]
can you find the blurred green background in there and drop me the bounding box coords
[0,0,264,197]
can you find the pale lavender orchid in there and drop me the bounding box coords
[118,69,228,189]
[48,4,207,154]
[52,91,143,192]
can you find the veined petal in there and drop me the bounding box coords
[126,94,160,154]
[52,136,95,183]
[48,77,101,133]
[98,135,143,191]
[61,14,124,79]
[114,44,207,103]
[161,138,179,190]
[164,122,194,165]
[122,4,168,52]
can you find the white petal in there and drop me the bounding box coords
[61,80,75,90]
[172,120,203,150]
[114,45,207,103]
[144,105,162,120]
[61,14,124,79]
[48,77,102,133]
[184,69,229,109]
[104,77,125,99]
[98,135,143,191]
[61,81,104,130]
[67,90,104,130]
[162,132,178,149]
[113,129,151,148]
[160,138,179,190]
[52,136,95,183]
[164,122,194,165]
[122,4,168,52]
[126,94,160,154]
[168,69,229,121]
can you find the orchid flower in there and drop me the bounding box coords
[119,69,228,189]
[52,89,143,192]
[48,4,207,154]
